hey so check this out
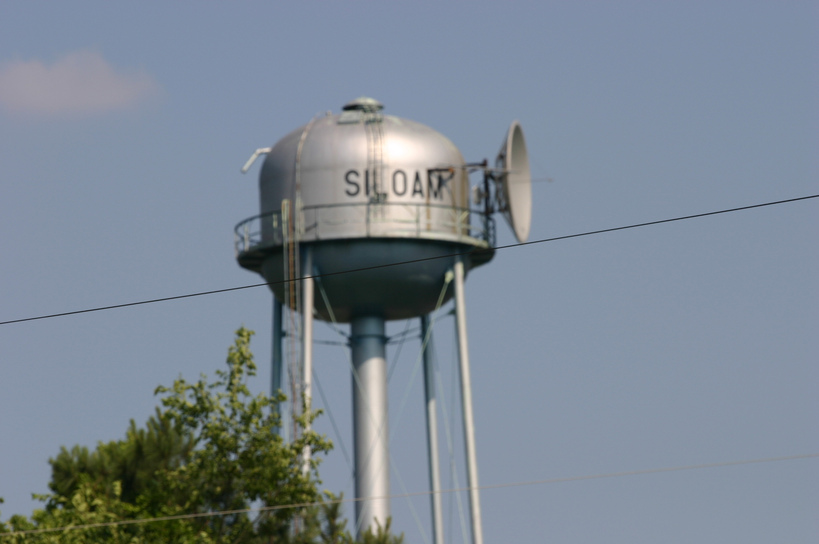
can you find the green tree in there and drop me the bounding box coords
[47,407,194,506]
[0,327,403,543]
[146,327,331,541]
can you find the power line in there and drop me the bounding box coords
[2,452,816,537]
[1,194,816,327]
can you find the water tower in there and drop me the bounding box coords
[235,97,531,544]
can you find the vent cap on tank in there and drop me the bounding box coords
[342,96,384,112]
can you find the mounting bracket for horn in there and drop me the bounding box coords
[459,122,532,244]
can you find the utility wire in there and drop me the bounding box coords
[1,194,816,327]
[2,452,816,538]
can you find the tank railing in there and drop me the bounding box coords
[234,202,495,257]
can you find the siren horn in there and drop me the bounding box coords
[495,121,532,243]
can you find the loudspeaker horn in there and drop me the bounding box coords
[495,121,532,243]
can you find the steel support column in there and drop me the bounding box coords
[421,315,445,544]
[272,299,286,439]
[350,315,390,537]
[302,249,314,475]
[453,256,483,544]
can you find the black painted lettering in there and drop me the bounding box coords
[392,170,407,196]
[412,171,424,197]
[428,173,441,200]
[429,171,453,200]
[345,170,360,196]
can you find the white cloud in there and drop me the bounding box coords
[0,50,161,116]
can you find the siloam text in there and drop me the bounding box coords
[344,169,454,200]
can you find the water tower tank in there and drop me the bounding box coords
[234,97,529,544]
[235,97,495,322]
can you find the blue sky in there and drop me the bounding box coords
[1,2,817,542]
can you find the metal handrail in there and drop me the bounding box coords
[234,201,494,256]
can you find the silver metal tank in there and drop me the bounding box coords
[235,97,495,322]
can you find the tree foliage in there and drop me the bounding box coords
[1,327,402,543]
[47,407,194,507]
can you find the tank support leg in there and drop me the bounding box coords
[351,315,390,538]
[453,255,484,544]
[302,249,314,475]
[421,315,445,544]
[272,299,285,439]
